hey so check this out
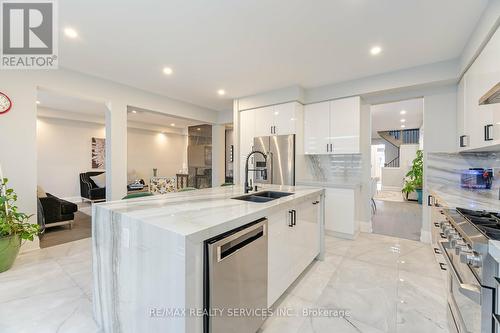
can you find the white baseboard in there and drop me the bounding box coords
[420,230,431,244]
[325,229,359,240]
[381,185,401,192]
[359,220,372,233]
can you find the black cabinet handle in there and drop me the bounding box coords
[427,195,433,206]
[440,232,446,239]
[459,135,468,147]
[312,200,319,205]
[434,222,440,227]
[439,263,447,271]
[292,210,297,226]
[484,124,494,141]
[288,210,293,227]
[433,248,441,254]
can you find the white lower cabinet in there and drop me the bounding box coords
[324,188,357,238]
[267,196,320,307]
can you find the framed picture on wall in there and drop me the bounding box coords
[92,137,106,169]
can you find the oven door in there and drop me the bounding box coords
[439,240,485,333]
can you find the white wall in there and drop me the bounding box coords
[381,144,419,190]
[127,128,188,182]
[37,117,106,199]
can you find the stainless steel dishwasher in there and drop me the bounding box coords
[204,218,268,333]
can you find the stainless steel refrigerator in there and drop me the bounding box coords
[253,134,295,186]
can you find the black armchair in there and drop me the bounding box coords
[38,193,78,228]
[80,172,106,201]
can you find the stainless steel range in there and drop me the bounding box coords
[439,207,499,333]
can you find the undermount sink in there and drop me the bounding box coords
[232,191,293,203]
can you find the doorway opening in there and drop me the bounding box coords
[126,107,210,194]
[36,88,109,248]
[370,97,423,241]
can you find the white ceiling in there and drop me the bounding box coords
[371,98,423,138]
[59,0,488,111]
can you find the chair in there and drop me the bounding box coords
[38,193,78,228]
[80,172,106,202]
[122,192,154,200]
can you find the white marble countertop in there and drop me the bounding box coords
[296,179,362,189]
[94,184,324,242]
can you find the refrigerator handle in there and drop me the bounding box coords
[267,151,273,184]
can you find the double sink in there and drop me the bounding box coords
[232,191,293,203]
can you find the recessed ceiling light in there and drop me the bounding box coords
[131,110,137,114]
[401,125,406,128]
[36,100,40,105]
[217,89,226,96]
[197,127,201,131]
[400,119,406,123]
[163,67,173,75]
[400,110,406,115]
[370,46,382,55]
[170,123,175,127]
[64,27,78,39]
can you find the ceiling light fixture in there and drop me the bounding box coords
[370,46,382,55]
[64,27,78,39]
[197,128,201,131]
[131,110,137,114]
[400,119,406,123]
[36,100,40,105]
[217,89,226,96]
[163,67,173,75]
[170,123,175,127]
[400,110,406,115]
[401,125,406,128]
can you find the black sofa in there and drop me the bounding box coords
[80,171,106,201]
[38,193,78,228]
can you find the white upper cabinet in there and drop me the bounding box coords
[253,102,301,137]
[273,102,299,135]
[304,102,330,154]
[304,96,361,154]
[458,25,500,151]
[253,106,275,137]
[330,97,360,154]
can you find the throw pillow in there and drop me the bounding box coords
[37,185,47,198]
[90,173,106,188]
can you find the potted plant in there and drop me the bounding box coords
[0,178,39,273]
[402,150,424,204]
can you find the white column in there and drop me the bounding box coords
[232,100,240,184]
[105,101,128,201]
[211,124,226,187]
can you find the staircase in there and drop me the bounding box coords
[378,128,420,167]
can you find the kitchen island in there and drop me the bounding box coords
[92,185,324,333]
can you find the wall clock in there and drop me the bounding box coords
[0,92,12,115]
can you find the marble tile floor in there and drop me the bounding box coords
[0,233,448,333]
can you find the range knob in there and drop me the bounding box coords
[460,251,482,268]
[450,238,464,249]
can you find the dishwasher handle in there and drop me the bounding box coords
[215,220,267,262]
